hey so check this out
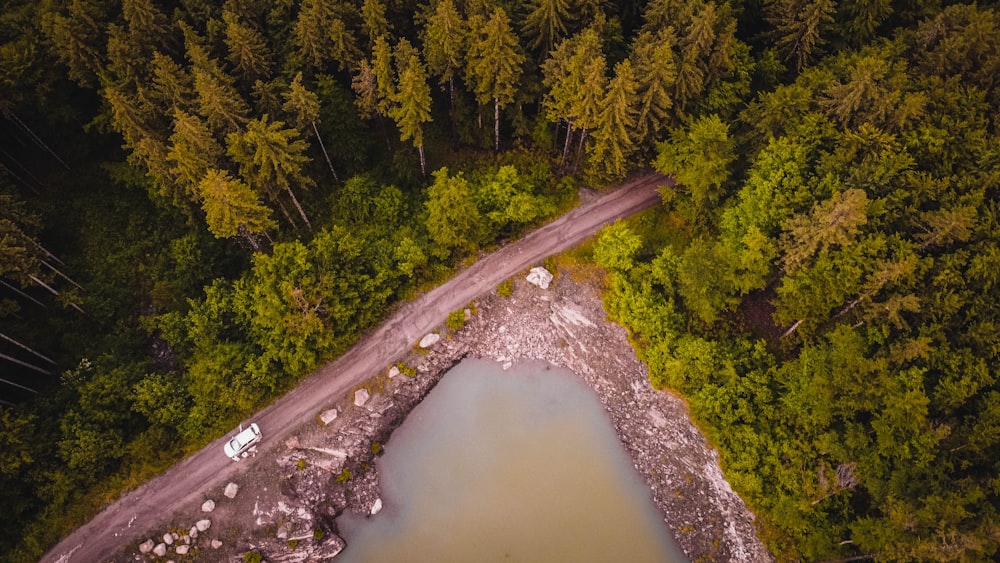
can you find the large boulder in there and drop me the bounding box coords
[354,389,370,407]
[419,333,440,348]
[176,545,190,555]
[526,267,553,289]
[224,482,239,498]
[201,499,215,512]
[320,408,338,425]
[371,498,383,515]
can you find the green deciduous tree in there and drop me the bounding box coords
[654,114,735,213]
[198,168,276,247]
[424,168,481,258]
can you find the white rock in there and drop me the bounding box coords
[276,522,290,540]
[320,408,338,425]
[153,543,166,557]
[224,482,239,498]
[196,519,211,532]
[201,499,215,512]
[171,532,179,541]
[419,333,440,348]
[211,540,223,549]
[139,539,154,554]
[175,545,189,555]
[181,535,190,545]
[354,388,370,407]
[387,366,400,379]
[371,498,383,515]
[189,526,198,539]
[526,266,553,289]
[464,308,472,320]
[162,533,174,545]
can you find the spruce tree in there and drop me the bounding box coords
[465,8,525,151]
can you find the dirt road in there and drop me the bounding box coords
[44,172,669,563]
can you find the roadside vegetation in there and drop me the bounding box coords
[0,0,998,561]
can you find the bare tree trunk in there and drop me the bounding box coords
[418,144,426,177]
[311,121,339,183]
[29,274,85,314]
[10,113,70,170]
[575,127,589,170]
[562,122,574,164]
[0,331,56,365]
[286,188,312,230]
[41,260,83,290]
[494,97,500,152]
[275,198,298,230]
[0,279,46,308]
[0,354,50,378]
[781,319,803,338]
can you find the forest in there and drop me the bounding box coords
[0,0,997,560]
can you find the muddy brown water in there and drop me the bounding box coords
[336,358,688,562]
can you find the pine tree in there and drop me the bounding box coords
[766,0,836,72]
[522,0,577,55]
[541,28,605,164]
[465,8,525,151]
[361,0,390,47]
[121,0,170,47]
[167,109,223,203]
[194,67,250,134]
[227,115,316,229]
[630,29,677,145]
[223,10,273,82]
[589,60,639,181]
[283,72,338,182]
[147,52,195,113]
[198,168,276,245]
[388,51,432,176]
[422,0,466,113]
[43,0,108,87]
[294,0,359,71]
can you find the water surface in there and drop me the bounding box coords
[337,358,687,562]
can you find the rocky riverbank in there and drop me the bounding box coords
[116,265,772,562]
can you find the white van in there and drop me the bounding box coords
[224,423,261,461]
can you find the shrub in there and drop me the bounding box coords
[447,309,466,331]
[336,468,352,483]
[497,279,514,296]
[244,551,262,563]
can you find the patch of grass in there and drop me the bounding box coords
[287,539,299,549]
[244,551,263,563]
[335,468,353,483]
[397,362,417,377]
[497,278,514,297]
[314,528,325,541]
[371,441,383,455]
[297,458,307,470]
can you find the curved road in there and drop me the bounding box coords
[44,172,669,563]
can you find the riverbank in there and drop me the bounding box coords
[114,263,771,562]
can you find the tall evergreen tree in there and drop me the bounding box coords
[465,8,525,151]
[167,109,223,203]
[630,29,677,145]
[294,0,359,71]
[198,168,276,247]
[589,60,638,181]
[194,67,251,134]
[766,0,836,72]
[227,115,316,229]
[223,10,273,82]
[422,0,467,114]
[388,50,432,176]
[283,72,338,182]
[522,0,577,55]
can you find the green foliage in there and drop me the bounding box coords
[497,279,514,296]
[244,551,263,563]
[335,468,353,483]
[314,527,325,541]
[446,309,466,331]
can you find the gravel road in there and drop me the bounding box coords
[43,172,669,563]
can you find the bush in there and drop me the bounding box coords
[244,551,262,563]
[497,279,514,296]
[447,309,466,331]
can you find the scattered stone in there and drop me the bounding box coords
[388,365,400,379]
[139,539,154,554]
[189,526,198,539]
[464,308,472,320]
[354,388,370,407]
[419,332,440,348]
[211,540,223,549]
[371,498,383,515]
[320,408,339,425]
[201,499,215,513]
[286,435,300,449]
[196,519,211,532]
[224,482,239,498]
[276,522,291,540]
[153,543,166,557]
[526,266,553,289]
[175,545,189,555]
[162,533,174,545]
[181,534,190,544]
[171,532,179,541]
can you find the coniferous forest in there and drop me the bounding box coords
[1,0,998,560]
